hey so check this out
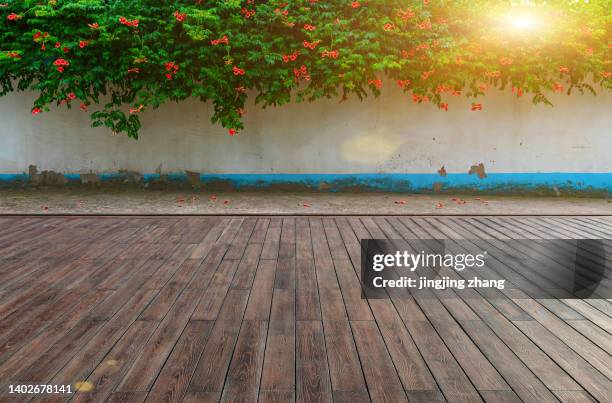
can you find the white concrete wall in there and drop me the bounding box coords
[0,84,610,175]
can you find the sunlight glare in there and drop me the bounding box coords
[507,14,538,31]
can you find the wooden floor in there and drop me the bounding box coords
[0,216,611,403]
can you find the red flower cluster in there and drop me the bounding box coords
[417,20,432,30]
[401,49,415,58]
[233,66,246,76]
[412,93,429,103]
[31,108,42,116]
[211,35,229,46]
[383,23,395,31]
[173,10,186,22]
[79,41,89,49]
[552,83,564,92]
[228,128,237,136]
[32,31,49,41]
[439,103,449,111]
[421,70,434,80]
[294,65,310,81]
[164,61,179,80]
[274,8,289,16]
[484,71,501,78]
[397,9,415,20]
[53,58,70,72]
[435,84,453,94]
[7,13,20,21]
[471,103,483,111]
[241,8,255,18]
[282,50,300,63]
[351,2,361,8]
[512,87,524,97]
[499,57,513,65]
[303,24,316,31]
[303,40,320,50]
[321,50,339,59]
[119,17,139,27]
[559,66,570,73]
[5,51,20,59]
[368,79,382,89]
[129,104,144,114]
[397,79,411,89]
[88,22,99,29]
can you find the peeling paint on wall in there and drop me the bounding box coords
[469,163,488,179]
[1,171,610,196]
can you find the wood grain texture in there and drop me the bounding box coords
[0,215,608,403]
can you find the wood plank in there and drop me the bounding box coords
[350,320,409,402]
[261,218,282,260]
[244,259,277,321]
[1,215,611,403]
[71,320,157,402]
[147,320,214,402]
[137,257,202,321]
[0,291,107,375]
[296,259,321,321]
[189,289,249,392]
[460,320,560,402]
[513,320,612,403]
[49,288,158,386]
[511,298,612,379]
[224,217,256,261]
[220,320,268,402]
[464,296,582,391]
[191,260,240,321]
[553,390,597,403]
[183,392,221,403]
[322,320,367,394]
[296,320,332,403]
[230,242,264,289]
[566,319,612,352]
[259,391,295,403]
[248,218,271,244]
[367,299,436,392]
[117,288,201,391]
[106,392,148,403]
[260,289,296,392]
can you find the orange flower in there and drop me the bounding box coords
[368,79,382,89]
[397,79,411,89]
[397,9,415,20]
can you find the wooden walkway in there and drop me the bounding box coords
[0,216,611,402]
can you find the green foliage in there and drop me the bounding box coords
[1,0,610,138]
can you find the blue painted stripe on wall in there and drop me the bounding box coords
[198,173,612,192]
[0,174,28,181]
[1,172,611,192]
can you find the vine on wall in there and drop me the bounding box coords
[1,0,610,138]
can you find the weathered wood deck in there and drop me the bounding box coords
[0,216,611,402]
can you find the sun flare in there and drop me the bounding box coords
[507,13,539,31]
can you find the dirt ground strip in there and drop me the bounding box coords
[0,189,611,215]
